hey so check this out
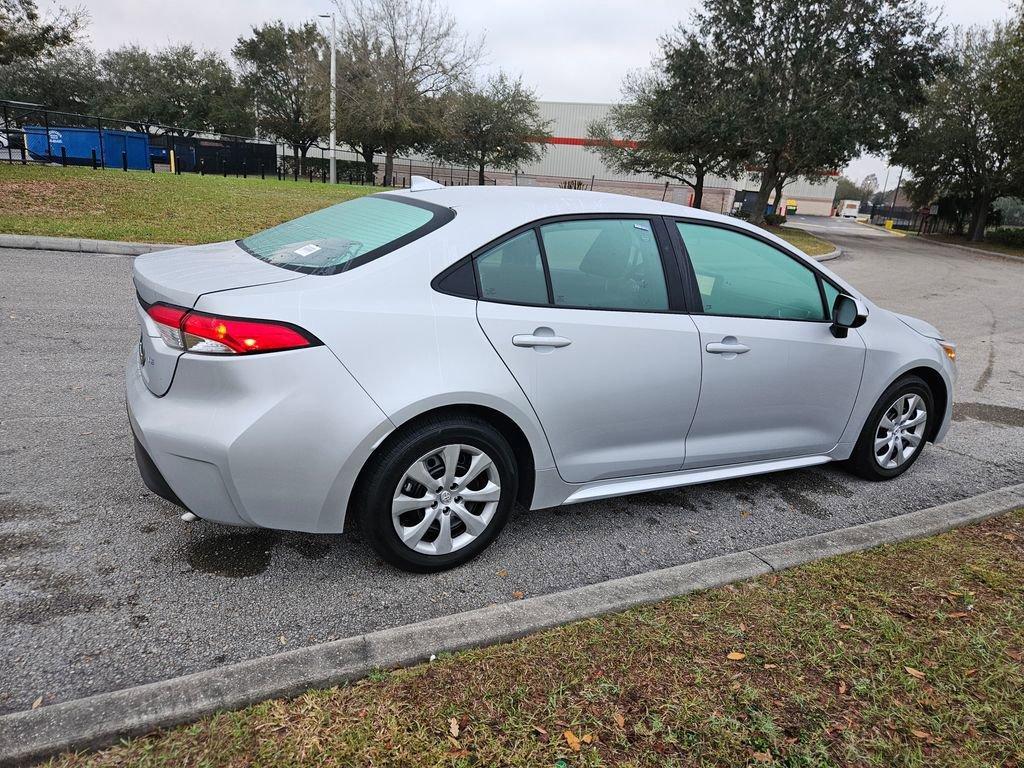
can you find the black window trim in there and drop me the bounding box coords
[432,212,688,315]
[237,192,456,277]
[669,216,843,324]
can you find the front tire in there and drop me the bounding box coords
[847,374,933,481]
[355,415,518,572]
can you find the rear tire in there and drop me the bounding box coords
[355,415,518,573]
[847,374,933,481]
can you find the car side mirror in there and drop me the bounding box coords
[830,294,868,338]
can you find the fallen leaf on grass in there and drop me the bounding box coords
[533,725,548,736]
[1006,649,1023,661]
[582,734,594,744]
[449,717,460,738]
[838,680,848,694]
[512,591,525,600]
[763,663,778,670]
[727,651,746,661]
[905,666,926,680]
[564,730,581,752]
[496,569,508,578]
[613,712,625,728]
[911,729,931,740]
[751,750,772,763]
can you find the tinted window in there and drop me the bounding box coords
[240,196,441,275]
[475,230,549,304]
[677,223,826,320]
[822,280,841,317]
[539,219,669,310]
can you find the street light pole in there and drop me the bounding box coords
[320,12,337,184]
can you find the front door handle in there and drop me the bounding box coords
[706,341,750,354]
[513,332,572,348]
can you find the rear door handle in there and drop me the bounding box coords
[706,341,750,354]
[513,333,572,348]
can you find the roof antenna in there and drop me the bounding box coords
[409,175,445,192]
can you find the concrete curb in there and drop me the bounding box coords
[813,246,842,262]
[0,234,176,256]
[2,483,1023,766]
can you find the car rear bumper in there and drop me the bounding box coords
[126,345,394,533]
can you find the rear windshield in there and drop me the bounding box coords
[238,194,452,275]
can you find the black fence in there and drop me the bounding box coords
[868,204,961,235]
[0,99,494,188]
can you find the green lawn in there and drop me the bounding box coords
[767,225,837,256]
[918,232,1024,259]
[0,164,379,244]
[51,509,1024,767]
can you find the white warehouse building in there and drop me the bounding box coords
[508,101,838,216]
[346,101,839,215]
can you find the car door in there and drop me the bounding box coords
[474,216,702,484]
[672,221,866,469]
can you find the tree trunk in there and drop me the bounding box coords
[292,145,299,178]
[748,161,779,226]
[478,161,486,186]
[383,151,394,186]
[691,168,705,210]
[771,179,786,210]
[967,195,989,242]
[360,145,375,184]
[300,145,309,177]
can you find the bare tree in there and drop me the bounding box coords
[335,0,482,184]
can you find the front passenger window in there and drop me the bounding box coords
[677,223,826,320]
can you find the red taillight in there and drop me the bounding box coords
[145,303,318,355]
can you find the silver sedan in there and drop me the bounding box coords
[127,180,956,571]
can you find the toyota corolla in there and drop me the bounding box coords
[127,179,956,571]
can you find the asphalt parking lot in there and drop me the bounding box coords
[2,221,1023,714]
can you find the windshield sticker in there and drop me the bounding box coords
[293,243,321,257]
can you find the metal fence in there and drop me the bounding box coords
[868,204,961,235]
[0,100,496,188]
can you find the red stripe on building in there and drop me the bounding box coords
[531,136,640,149]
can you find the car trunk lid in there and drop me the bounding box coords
[133,241,304,395]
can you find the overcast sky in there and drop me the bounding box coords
[67,0,1017,185]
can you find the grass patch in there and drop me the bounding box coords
[767,225,836,256]
[918,233,1024,259]
[0,164,379,244]
[50,509,1024,767]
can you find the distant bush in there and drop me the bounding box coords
[558,179,589,190]
[731,210,751,220]
[986,226,1024,248]
[764,212,788,225]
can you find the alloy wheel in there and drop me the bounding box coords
[391,444,501,556]
[873,393,928,470]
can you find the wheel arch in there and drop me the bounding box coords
[904,365,948,442]
[347,402,539,527]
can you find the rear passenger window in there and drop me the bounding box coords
[475,230,548,305]
[539,219,669,311]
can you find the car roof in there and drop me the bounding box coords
[382,184,800,255]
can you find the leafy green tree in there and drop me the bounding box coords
[430,73,550,185]
[689,0,943,225]
[96,45,250,135]
[0,44,100,114]
[234,21,328,173]
[896,22,1024,240]
[95,46,166,132]
[833,175,872,206]
[337,0,482,185]
[588,35,746,209]
[0,0,84,65]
